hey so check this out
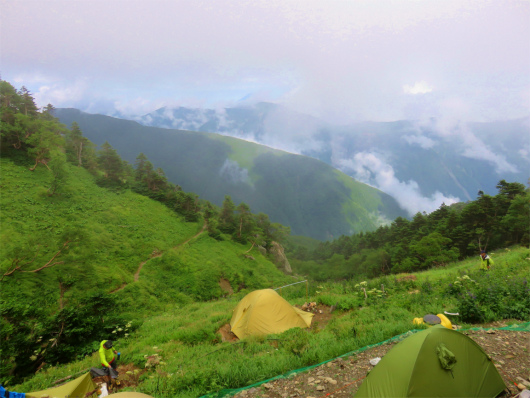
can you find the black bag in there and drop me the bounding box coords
[90,366,119,379]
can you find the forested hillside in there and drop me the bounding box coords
[287,181,529,280]
[0,80,298,383]
[54,107,406,240]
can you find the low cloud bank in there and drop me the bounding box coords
[414,118,519,174]
[337,152,460,216]
[219,159,251,185]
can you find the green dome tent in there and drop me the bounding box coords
[355,325,506,398]
[230,289,313,339]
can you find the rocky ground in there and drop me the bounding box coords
[217,305,530,398]
[230,324,529,398]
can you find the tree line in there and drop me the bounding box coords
[0,79,289,250]
[1,79,292,381]
[2,78,527,282]
[288,180,529,280]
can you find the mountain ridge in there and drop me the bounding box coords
[54,108,406,240]
[132,103,529,211]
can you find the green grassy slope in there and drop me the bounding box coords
[10,237,529,397]
[0,151,299,383]
[0,152,294,308]
[54,109,407,240]
[1,152,194,301]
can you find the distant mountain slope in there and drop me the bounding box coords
[55,108,406,240]
[135,103,530,212]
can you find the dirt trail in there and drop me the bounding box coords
[111,222,207,293]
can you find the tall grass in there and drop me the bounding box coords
[12,246,528,397]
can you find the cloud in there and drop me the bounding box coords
[518,145,530,160]
[32,79,89,109]
[421,118,520,174]
[403,81,433,95]
[402,134,437,149]
[337,152,460,216]
[2,1,529,123]
[260,106,324,154]
[219,159,251,185]
[113,97,161,118]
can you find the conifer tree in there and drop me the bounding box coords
[18,86,39,116]
[97,141,124,184]
[219,195,236,234]
[26,120,67,171]
[65,122,95,168]
[234,202,255,243]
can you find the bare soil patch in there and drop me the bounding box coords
[307,304,336,331]
[218,323,239,342]
[220,278,234,295]
[91,363,146,395]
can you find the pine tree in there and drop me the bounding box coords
[26,120,67,171]
[65,122,94,167]
[234,202,256,243]
[219,196,236,234]
[18,86,39,116]
[97,141,124,184]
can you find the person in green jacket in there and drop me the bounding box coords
[479,250,493,270]
[99,340,119,370]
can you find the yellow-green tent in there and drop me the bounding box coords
[28,372,97,398]
[355,325,506,397]
[230,289,314,339]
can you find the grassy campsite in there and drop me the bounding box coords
[6,236,530,397]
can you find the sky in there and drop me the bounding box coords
[2,0,529,124]
[2,0,529,216]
